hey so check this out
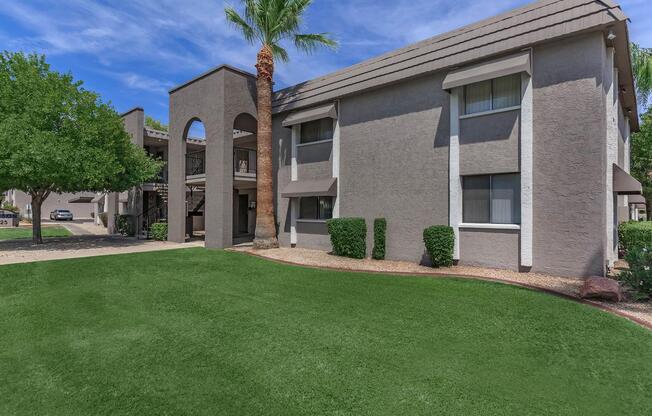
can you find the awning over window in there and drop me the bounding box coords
[282,103,337,128]
[281,178,337,198]
[442,51,531,90]
[91,194,105,203]
[613,164,642,195]
[628,194,646,205]
[68,195,95,204]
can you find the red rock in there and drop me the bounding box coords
[579,277,623,302]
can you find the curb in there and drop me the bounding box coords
[236,249,652,331]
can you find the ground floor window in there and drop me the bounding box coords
[299,196,333,220]
[462,173,520,224]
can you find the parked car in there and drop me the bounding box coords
[50,209,73,221]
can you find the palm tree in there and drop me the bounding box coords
[225,0,337,249]
[631,43,652,111]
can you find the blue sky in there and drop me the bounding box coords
[1,0,651,126]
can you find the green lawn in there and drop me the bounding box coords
[1,249,651,415]
[0,225,72,241]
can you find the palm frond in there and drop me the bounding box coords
[294,33,338,53]
[270,43,290,63]
[632,43,652,110]
[225,7,256,43]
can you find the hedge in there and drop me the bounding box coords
[423,225,455,267]
[618,221,652,253]
[326,217,366,259]
[150,222,168,241]
[372,218,386,260]
[115,214,135,237]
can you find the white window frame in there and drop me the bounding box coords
[462,75,522,117]
[461,173,521,226]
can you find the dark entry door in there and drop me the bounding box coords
[238,195,248,234]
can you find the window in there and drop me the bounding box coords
[464,74,521,115]
[300,118,333,144]
[462,174,520,224]
[299,196,333,220]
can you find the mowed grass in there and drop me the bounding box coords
[0,248,651,415]
[0,225,72,241]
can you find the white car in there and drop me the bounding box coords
[50,209,74,221]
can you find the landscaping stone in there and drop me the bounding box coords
[579,277,624,302]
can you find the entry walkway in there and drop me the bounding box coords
[0,235,203,266]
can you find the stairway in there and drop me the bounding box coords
[154,183,168,204]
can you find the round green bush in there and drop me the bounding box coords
[150,222,168,241]
[423,225,455,267]
[326,218,366,259]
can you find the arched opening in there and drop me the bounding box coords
[232,113,257,245]
[184,118,207,240]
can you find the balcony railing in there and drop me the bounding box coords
[185,148,256,177]
[186,150,205,176]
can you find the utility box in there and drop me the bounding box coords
[0,209,19,227]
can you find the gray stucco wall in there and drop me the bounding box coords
[459,109,520,175]
[459,229,520,270]
[531,32,607,277]
[274,117,333,250]
[9,191,94,219]
[168,67,257,247]
[338,74,450,262]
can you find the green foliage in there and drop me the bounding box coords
[372,218,386,260]
[145,116,168,132]
[224,0,337,63]
[619,247,652,300]
[618,221,652,253]
[1,201,18,213]
[150,222,168,241]
[631,108,652,217]
[0,52,163,242]
[326,217,366,259]
[423,225,455,267]
[115,214,135,237]
[631,43,652,110]
[98,212,108,227]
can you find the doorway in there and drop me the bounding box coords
[238,195,249,234]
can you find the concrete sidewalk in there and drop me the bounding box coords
[0,235,203,266]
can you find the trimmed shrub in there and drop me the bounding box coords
[150,222,168,241]
[326,217,366,259]
[618,221,652,253]
[619,247,652,300]
[423,225,455,267]
[115,214,135,237]
[98,212,108,227]
[372,218,386,260]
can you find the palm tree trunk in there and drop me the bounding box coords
[253,45,279,249]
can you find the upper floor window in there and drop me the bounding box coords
[464,74,521,115]
[300,118,333,144]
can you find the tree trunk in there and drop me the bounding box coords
[29,190,51,244]
[30,192,43,244]
[253,45,279,249]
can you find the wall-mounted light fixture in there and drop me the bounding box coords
[248,200,257,210]
[607,29,616,41]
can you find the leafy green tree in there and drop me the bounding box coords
[0,52,162,243]
[631,108,652,218]
[225,0,337,249]
[145,115,168,132]
[631,43,652,111]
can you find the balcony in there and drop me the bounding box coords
[185,148,256,182]
[234,148,256,179]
